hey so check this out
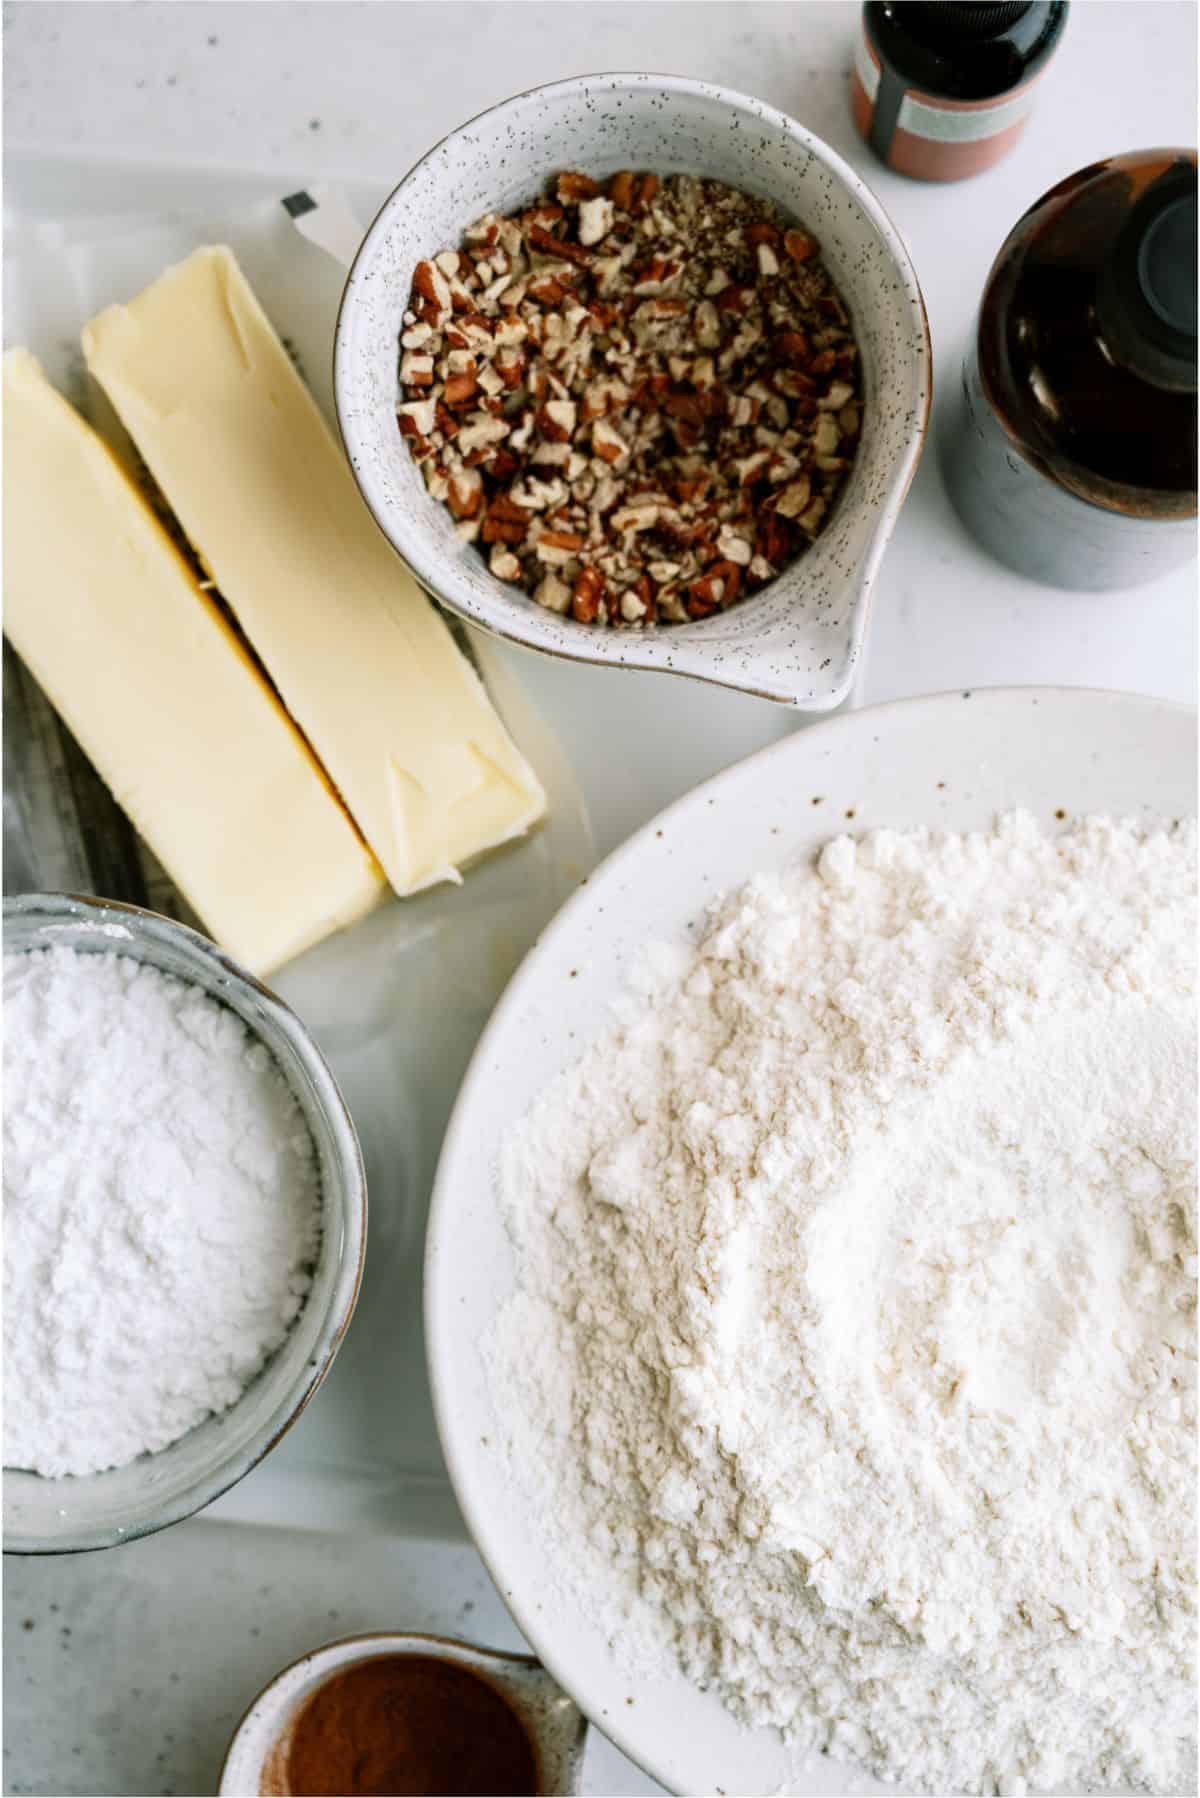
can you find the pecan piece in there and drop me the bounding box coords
[775,361,816,394]
[481,513,527,545]
[536,528,586,566]
[571,565,606,622]
[784,229,817,262]
[481,492,529,544]
[400,350,434,388]
[527,222,593,266]
[746,221,781,248]
[557,171,601,202]
[446,468,484,519]
[664,390,704,427]
[489,448,521,482]
[527,274,570,307]
[443,372,479,407]
[537,399,578,441]
[534,571,572,612]
[489,544,523,581]
[398,398,437,436]
[592,417,630,464]
[716,285,755,315]
[496,348,527,389]
[619,575,656,623]
[412,259,452,318]
[757,513,793,565]
[578,197,616,246]
[632,173,659,213]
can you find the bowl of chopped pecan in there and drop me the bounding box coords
[335,73,930,708]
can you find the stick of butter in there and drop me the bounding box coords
[82,246,547,896]
[2,348,384,975]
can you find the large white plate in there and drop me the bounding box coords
[426,686,1196,1798]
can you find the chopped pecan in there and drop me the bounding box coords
[716,284,755,315]
[556,171,601,202]
[443,371,478,407]
[481,513,527,545]
[412,260,452,318]
[527,222,593,267]
[447,468,484,519]
[571,565,606,622]
[775,331,811,364]
[399,170,860,626]
[632,173,659,213]
[527,274,570,307]
[744,218,777,247]
[784,229,817,262]
[664,390,704,427]
[538,399,578,441]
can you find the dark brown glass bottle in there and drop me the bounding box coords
[943,148,1197,589]
[852,2,1068,181]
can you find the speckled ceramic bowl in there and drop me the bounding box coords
[335,73,930,709]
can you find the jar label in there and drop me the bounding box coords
[852,32,1041,180]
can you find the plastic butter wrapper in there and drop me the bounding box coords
[2,348,384,976]
[82,245,546,897]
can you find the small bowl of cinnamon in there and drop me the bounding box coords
[219,1631,587,1797]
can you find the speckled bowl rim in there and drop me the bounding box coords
[2,893,367,1556]
[334,70,932,707]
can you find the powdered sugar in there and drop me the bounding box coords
[490,812,1197,1795]
[4,947,321,1478]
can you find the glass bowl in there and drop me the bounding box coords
[3,893,367,1554]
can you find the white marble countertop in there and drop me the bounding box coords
[4,4,1196,1796]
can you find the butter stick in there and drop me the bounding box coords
[2,349,384,975]
[83,246,547,896]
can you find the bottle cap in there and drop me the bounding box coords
[906,2,1032,42]
[1099,161,1197,392]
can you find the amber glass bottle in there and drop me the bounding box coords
[852,2,1068,181]
[943,149,1197,589]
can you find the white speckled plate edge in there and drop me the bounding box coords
[335,72,931,709]
[426,687,1196,1798]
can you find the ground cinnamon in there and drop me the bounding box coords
[276,1653,539,1797]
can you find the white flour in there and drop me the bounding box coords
[491,813,1198,1796]
[4,947,321,1477]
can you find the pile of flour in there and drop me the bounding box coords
[490,812,1197,1796]
[4,946,321,1477]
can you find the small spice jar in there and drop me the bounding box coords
[941,149,1197,590]
[851,2,1068,181]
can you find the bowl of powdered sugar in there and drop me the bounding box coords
[3,893,366,1554]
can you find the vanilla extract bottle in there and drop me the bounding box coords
[942,149,1197,589]
[852,1,1068,182]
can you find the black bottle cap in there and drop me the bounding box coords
[1098,161,1198,392]
[906,2,1032,42]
